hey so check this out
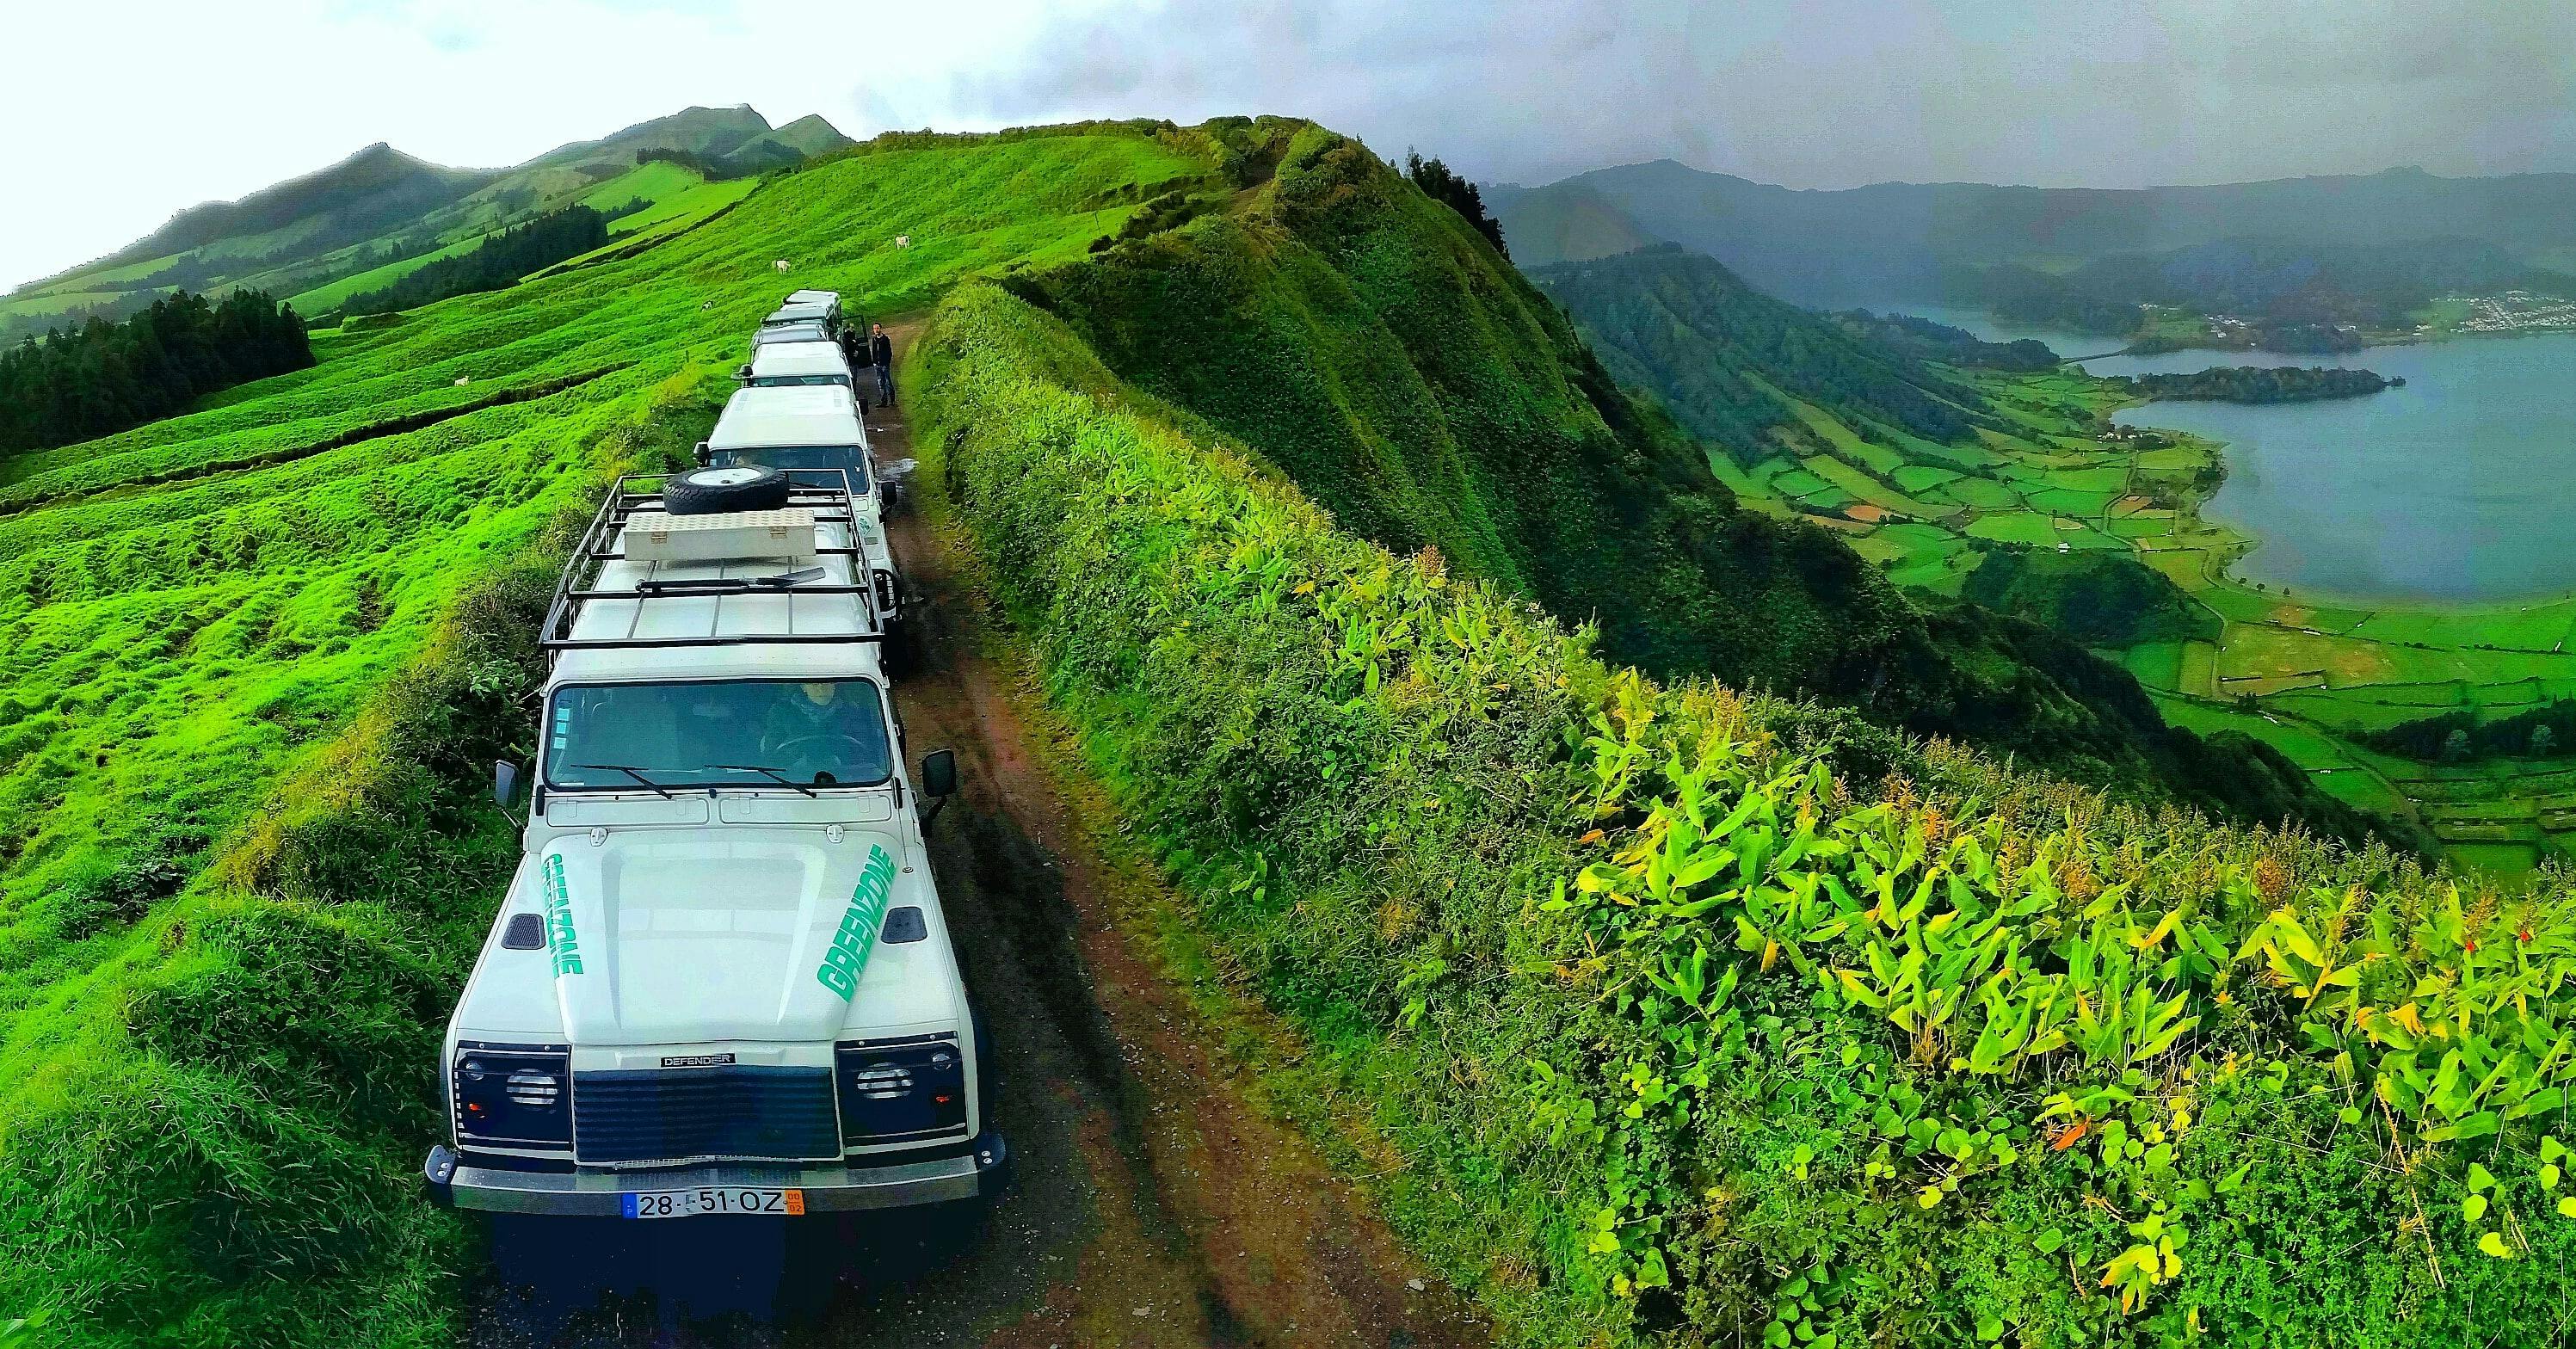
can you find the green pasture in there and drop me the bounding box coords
[0,124,1205,1344]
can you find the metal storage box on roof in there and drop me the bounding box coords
[619,508,818,564]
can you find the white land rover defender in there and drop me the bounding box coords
[693,385,900,614]
[737,339,855,391]
[422,466,1003,1217]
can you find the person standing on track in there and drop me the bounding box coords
[869,323,895,409]
[838,323,872,412]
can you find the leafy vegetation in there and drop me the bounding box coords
[916,217,2576,1347]
[0,290,311,450]
[342,206,609,316]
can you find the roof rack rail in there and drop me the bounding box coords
[540,470,888,654]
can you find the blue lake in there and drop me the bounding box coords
[1877,305,2576,603]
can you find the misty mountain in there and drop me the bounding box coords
[1489,161,2576,309]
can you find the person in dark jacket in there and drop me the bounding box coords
[868,323,895,407]
[837,326,872,411]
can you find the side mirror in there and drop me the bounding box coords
[692,441,712,466]
[494,760,523,806]
[872,569,899,614]
[734,364,753,381]
[918,749,958,828]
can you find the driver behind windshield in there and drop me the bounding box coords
[761,681,888,785]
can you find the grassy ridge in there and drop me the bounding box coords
[919,258,2575,1347]
[1008,125,2392,850]
[0,125,1221,1343]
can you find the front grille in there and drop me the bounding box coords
[572,1066,840,1164]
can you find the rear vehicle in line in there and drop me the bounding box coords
[738,339,855,391]
[698,385,902,605]
[751,319,834,355]
[422,466,1001,1218]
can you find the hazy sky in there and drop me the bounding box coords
[6,0,2574,291]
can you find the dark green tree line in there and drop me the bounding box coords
[0,290,312,451]
[342,205,609,317]
[1404,151,1510,258]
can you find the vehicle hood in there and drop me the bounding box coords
[536,828,943,1045]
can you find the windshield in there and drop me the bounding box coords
[754,325,829,345]
[544,680,893,791]
[749,373,852,387]
[712,446,871,489]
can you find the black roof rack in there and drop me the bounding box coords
[539,470,890,655]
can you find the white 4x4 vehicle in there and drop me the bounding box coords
[694,385,901,615]
[422,468,1003,1217]
[737,339,854,391]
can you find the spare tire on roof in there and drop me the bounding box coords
[663,465,791,515]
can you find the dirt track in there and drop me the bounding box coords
[463,373,1491,1349]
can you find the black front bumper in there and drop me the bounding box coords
[423,1133,1007,1216]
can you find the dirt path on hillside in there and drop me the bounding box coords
[463,354,1492,1349]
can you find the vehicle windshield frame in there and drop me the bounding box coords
[747,373,853,388]
[709,445,872,490]
[540,676,897,794]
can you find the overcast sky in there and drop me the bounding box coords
[6,0,2574,292]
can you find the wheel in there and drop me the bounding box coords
[663,465,791,515]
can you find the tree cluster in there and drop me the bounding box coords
[1403,151,1509,259]
[2116,365,2395,403]
[0,289,312,451]
[2367,699,2576,763]
[342,206,609,317]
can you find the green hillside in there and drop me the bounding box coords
[4,117,2573,1349]
[2,106,842,336]
[913,125,2576,1346]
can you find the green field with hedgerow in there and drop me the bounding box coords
[8,113,2576,1347]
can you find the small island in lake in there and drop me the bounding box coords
[2111,365,2400,403]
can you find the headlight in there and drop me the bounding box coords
[453,1044,571,1148]
[835,1035,966,1144]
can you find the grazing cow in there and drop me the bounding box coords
[895,234,911,249]
[773,259,792,273]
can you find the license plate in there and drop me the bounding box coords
[620,1186,805,1219]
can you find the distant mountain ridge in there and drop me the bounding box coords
[90,144,494,272]
[1488,160,2576,308]
[1524,243,2002,453]
[3,104,850,336]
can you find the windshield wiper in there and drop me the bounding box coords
[708,763,818,797]
[572,763,675,798]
